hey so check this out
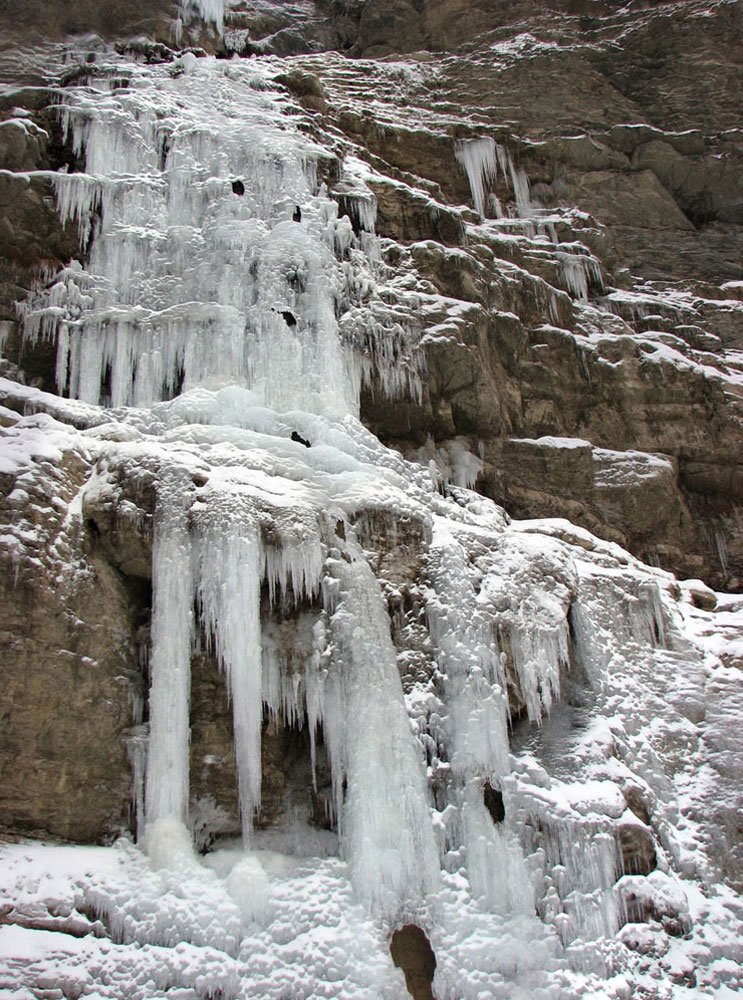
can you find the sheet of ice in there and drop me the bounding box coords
[21,56,414,420]
[425,516,534,913]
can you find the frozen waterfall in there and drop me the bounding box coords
[6,37,739,1000]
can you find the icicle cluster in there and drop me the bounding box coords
[23,57,418,419]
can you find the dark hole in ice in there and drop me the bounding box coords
[390,925,437,1000]
[291,431,311,448]
[231,179,245,195]
[281,310,297,327]
[483,781,505,823]
[287,268,305,292]
[163,363,185,401]
[159,134,171,171]
[292,205,302,222]
[100,361,113,407]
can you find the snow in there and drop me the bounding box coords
[510,435,593,450]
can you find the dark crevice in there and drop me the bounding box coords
[390,925,437,1000]
[483,781,505,824]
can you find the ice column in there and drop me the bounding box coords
[322,550,439,918]
[144,469,195,852]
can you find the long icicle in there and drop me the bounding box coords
[196,510,263,846]
[143,468,195,857]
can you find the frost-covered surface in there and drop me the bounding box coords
[1,38,743,1000]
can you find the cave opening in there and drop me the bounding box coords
[390,924,437,1000]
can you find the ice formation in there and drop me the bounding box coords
[2,34,743,1000]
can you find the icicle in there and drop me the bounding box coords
[410,437,483,490]
[123,725,149,843]
[714,527,729,576]
[195,513,263,846]
[51,173,102,244]
[181,0,225,34]
[507,618,569,721]
[507,151,533,220]
[455,137,498,217]
[263,536,324,606]
[555,250,604,301]
[143,468,194,857]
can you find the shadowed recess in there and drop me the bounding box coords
[390,924,437,1000]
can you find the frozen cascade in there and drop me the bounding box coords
[21,56,390,418]
[425,517,535,914]
[322,548,440,918]
[4,37,743,1000]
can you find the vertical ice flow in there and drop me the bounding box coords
[322,550,439,918]
[24,60,368,419]
[196,512,263,846]
[144,469,194,849]
[456,137,498,217]
[426,518,534,913]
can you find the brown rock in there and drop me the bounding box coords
[0,450,143,842]
[617,822,657,877]
[390,924,437,1000]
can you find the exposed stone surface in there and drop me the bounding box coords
[0,445,141,842]
[0,0,176,49]
[389,924,437,1000]
[617,872,693,938]
[617,821,657,877]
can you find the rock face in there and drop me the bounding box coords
[389,924,437,1000]
[0,438,140,842]
[0,3,743,998]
